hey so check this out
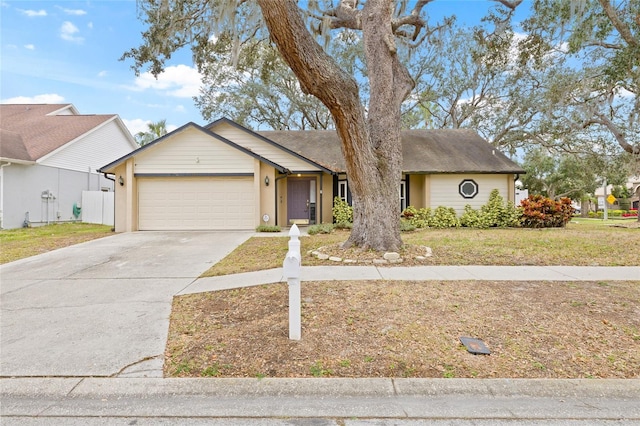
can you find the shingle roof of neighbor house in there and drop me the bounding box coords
[259,128,525,174]
[0,104,117,162]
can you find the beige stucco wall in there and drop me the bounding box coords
[406,173,516,214]
[408,175,425,208]
[320,173,333,224]
[430,174,511,215]
[112,159,138,232]
[507,174,516,203]
[258,162,277,226]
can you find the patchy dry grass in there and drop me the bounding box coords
[201,222,640,277]
[170,221,640,379]
[0,223,113,264]
[165,280,640,378]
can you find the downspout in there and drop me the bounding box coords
[103,172,116,230]
[274,173,288,227]
[0,162,12,229]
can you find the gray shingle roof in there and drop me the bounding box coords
[258,128,524,174]
[0,104,116,161]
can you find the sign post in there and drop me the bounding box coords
[282,224,301,340]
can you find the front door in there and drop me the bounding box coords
[287,178,311,225]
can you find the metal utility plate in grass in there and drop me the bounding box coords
[459,336,491,355]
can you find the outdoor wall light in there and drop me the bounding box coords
[264,176,270,186]
[119,176,124,186]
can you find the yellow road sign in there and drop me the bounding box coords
[606,194,616,204]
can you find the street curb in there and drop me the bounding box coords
[3,378,639,398]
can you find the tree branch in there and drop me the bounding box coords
[493,0,524,10]
[591,112,637,154]
[597,0,639,48]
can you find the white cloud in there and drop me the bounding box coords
[122,118,179,135]
[122,118,151,135]
[24,44,35,50]
[1,94,65,104]
[19,9,47,17]
[60,21,83,43]
[87,22,93,30]
[97,70,108,77]
[130,64,203,98]
[60,7,87,16]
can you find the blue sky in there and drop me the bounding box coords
[1,1,529,136]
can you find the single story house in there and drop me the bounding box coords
[0,104,138,229]
[99,118,524,232]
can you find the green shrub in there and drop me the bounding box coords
[402,206,432,228]
[400,220,416,232]
[460,194,521,228]
[479,189,521,227]
[255,224,281,232]
[460,204,488,228]
[520,195,575,228]
[334,221,353,230]
[431,206,460,228]
[332,197,353,224]
[308,223,334,235]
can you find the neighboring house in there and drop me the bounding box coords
[100,118,524,232]
[0,104,138,229]
[595,176,640,210]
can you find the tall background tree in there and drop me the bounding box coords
[517,0,639,220]
[135,119,168,146]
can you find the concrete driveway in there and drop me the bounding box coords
[0,231,252,378]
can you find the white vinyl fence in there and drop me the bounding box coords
[81,191,114,226]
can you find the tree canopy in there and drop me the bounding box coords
[122,0,640,241]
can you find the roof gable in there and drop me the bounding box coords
[0,104,122,161]
[99,122,288,174]
[207,118,334,174]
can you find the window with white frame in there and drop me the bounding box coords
[399,180,407,211]
[338,180,349,202]
[339,179,407,209]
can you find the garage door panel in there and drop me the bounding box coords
[138,177,255,230]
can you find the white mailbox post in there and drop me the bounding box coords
[282,224,301,340]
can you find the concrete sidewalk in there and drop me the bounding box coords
[179,264,640,295]
[2,377,639,424]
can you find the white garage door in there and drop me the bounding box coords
[138,177,255,230]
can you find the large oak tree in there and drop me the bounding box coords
[123,0,521,251]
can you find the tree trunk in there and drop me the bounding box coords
[258,0,413,251]
[580,199,589,218]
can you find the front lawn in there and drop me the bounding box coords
[0,223,114,264]
[167,279,640,379]
[201,221,640,277]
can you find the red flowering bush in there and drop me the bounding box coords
[519,195,575,228]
